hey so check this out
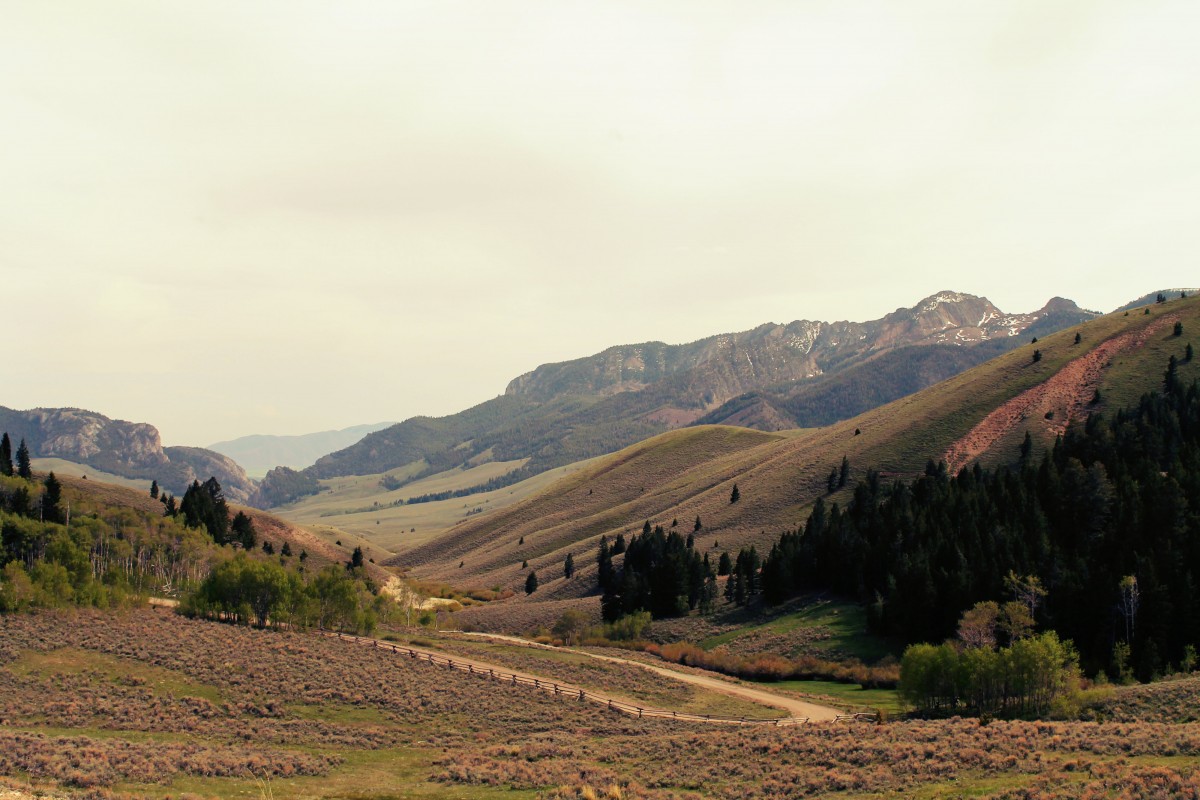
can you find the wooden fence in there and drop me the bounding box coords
[329,631,878,726]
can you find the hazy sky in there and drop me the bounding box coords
[4,2,1198,446]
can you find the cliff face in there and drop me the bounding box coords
[0,406,255,503]
[504,292,1097,413]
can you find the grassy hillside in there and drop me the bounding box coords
[276,456,599,553]
[392,295,1200,627]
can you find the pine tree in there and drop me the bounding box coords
[522,559,528,569]
[693,515,702,532]
[149,479,159,500]
[717,551,732,576]
[597,537,614,589]
[0,433,12,477]
[42,472,63,524]
[1032,349,1042,363]
[1174,321,1184,337]
[230,511,256,549]
[730,483,740,504]
[1074,332,1082,344]
[1188,343,1195,362]
[838,456,850,488]
[281,541,293,557]
[348,546,364,570]
[16,439,32,480]
[827,468,839,494]
[525,571,539,595]
[564,552,575,579]
[262,540,275,555]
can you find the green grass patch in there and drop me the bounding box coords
[773,680,903,715]
[699,599,893,663]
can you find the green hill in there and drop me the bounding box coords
[390,294,1200,631]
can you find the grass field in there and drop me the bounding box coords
[4,609,1200,799]
[276,457,599,554]
[694,598,893,663]
[30,458,153,492]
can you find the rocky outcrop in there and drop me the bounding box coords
[0,406,255,503]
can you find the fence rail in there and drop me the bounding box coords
[327,631,878,727]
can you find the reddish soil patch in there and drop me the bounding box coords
[943,316,1178,472]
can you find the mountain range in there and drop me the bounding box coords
[253,291,1097,507]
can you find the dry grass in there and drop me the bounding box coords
[2,609,1200,798]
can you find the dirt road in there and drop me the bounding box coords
[451,631,843,721]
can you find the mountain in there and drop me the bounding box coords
[0,406,256,503]
[255,291,1096,508]
[388,293,1199,629]
[207,422,395,478]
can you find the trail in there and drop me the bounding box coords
[451,631,843,722]
[328,631,845,724]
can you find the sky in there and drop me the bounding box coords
[3,1,1199,446]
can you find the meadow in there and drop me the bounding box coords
[2,609,1200,799]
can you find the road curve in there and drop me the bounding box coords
[451,631,842,722]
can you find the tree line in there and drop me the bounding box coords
[758,355,1200,681]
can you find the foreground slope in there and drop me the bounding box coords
[393,294,1200,615]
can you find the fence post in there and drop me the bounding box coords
[579,690,585,701]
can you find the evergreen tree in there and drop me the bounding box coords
[838,456,850,488]
[730,483,740,504]
[230,511,256,549]
[564,552,575,579]
[16,439,32,480]
[179,478,229,544]
[525,570,539,595]
[1174,321,1184,337]
[612,533,627,555]
[1020,431,1033,461]
[164,495,177,516]
[149,479,159,500]
[0,433,12,477]
[281,541,293,557]
[827,467,839,494]
[262,540,274,555]
[41,472,63,524]
[1188,343,1195,362]
[1032,349,1042,363]
[717,551,732,576]
[347,546,364,570]
[1074,332,1082,344]
[693,515,702,532]
[597,537,614,589]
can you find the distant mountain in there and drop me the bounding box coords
[0,406,256,503]
[255,291,1096,508]
[208,422,395,478]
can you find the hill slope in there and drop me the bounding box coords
[0,406,256,503]
[257,291,1095,508]
[390,294,1200,623]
